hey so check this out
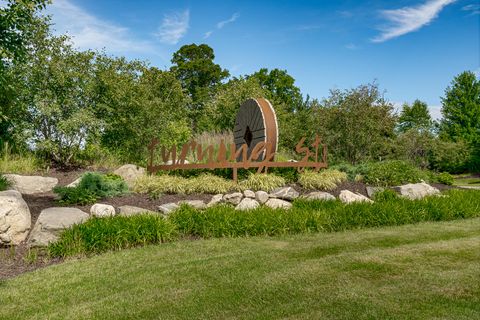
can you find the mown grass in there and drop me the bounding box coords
[48,189,480,257]
[1,218,479,319]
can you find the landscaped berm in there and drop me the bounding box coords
[2,1,480,319]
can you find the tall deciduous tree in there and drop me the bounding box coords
[314,83,396,164]
[1,1,49,150]
[398,100,433,133]
[439,71,480,143]
[170,44,229,129]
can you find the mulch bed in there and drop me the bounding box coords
[0,169,459,280]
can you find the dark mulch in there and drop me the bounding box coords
[0,244,62,280]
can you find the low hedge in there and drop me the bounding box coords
[49,189,480,257]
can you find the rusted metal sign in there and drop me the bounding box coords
[147,135,327,181]
[146,98,327,181]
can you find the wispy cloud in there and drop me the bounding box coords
[203,31,213,39]
[204,12,240,39]
[155,9,190,45]
[48,0,156,54]
[217,12,240,29]
[345,43,358,50]
[372,0,456,43]
[462,4,480,15]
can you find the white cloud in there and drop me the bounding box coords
[203,12,240,39]
[372,0,456,43]
[217,12,240,29]
[155,9,190,45]
[203,31,213,39]
[47,0,155,54]
[345,43,357,50]
[462,4,480,15]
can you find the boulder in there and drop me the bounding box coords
[243,190,256,198]
[339,190,373,204]
[395,183,440,200]
[0,190,31,245]
[178,200,206,210]
[66,177,82,188]
[235,198,260,211]
[117,205,155,216]
[366,186,385,199]
[28,207,88,247]
[207,194,223,207]
[269,187,299,200]
[4,174,58,194]
[158,203,179,215]
[303,191,336,201]
[265,198,292,209]
[255,191,269,204]
[113,164,146,188]
[223,192,243,205]
[90,203,116,217]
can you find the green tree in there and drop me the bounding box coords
[0,0,48,69]
[18,28,101,166]
[1,1,49,150]
[314,83,397,164]
[199,76,266,132]
[439,71,480,143]
[98,61,191,162]
[170,44,229,129]
[248,68,303,112]
[398,100,433,133]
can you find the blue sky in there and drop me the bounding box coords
[44,0,479,119]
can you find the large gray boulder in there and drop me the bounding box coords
[235,198,260,211]
[4,174,58,194]
[395,183,440,200]
[339,190,373,204]
[113,164,146,188]
[0,190,31,245]
[207,194,223,207]
[90,203,116,217]
[223,192,243,205]
[255,191,269,204]
[366,186,385,199]
[302,191,336,201]
[265,198,292,209]
[158,203,179,215]
[177,200,206,210]
[117,205,155,216]
[28,207,88,247]
[269,187,299,201]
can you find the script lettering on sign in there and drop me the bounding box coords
[147,135,327,181]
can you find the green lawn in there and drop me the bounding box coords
[1,218,480,320]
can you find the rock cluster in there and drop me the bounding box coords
[1,170,444,248]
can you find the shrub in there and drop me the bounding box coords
[48,214,177,257]
[54,172,128,205]
[429,140,471,173]
[298,169,347,190]
[239,173,286,192]
[185,174,238,194]
[434,172,454,186]
[134,174,240,196]
[0,174,11,191]
[362,160,430,186]
[53,187,99,205]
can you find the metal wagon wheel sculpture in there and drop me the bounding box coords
[233,98,278,161]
